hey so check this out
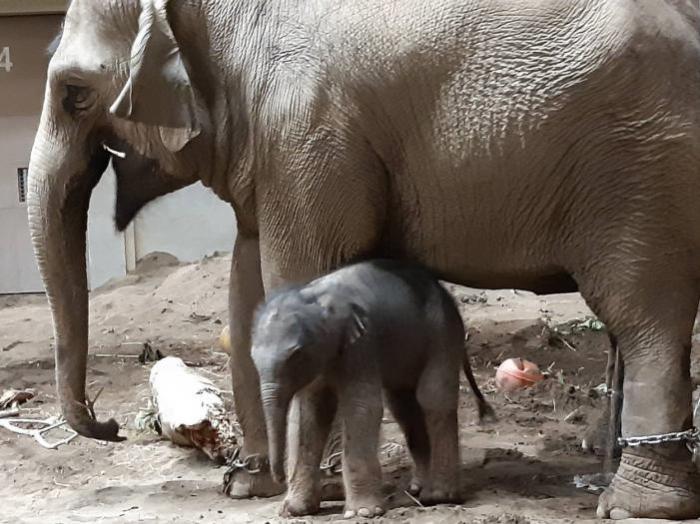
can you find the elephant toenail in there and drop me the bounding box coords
[596,505,607,519]
[609,508,634,520]
[358,507,371,517]
[343,510,356,519]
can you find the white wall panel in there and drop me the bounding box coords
[134,183,236,263]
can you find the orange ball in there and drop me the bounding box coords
[495,357,544,392]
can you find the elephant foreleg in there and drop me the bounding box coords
[281,382,338,517]
[338,380,385,519]
[223,235,284,498]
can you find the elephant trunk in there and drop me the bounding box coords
[27,117,122,441]
[260,382,292,484]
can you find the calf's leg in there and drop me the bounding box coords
[281,382,338,517]
[386,389,431,495]
[338,379,385,518]
[416,359,462,504]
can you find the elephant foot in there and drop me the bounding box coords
[407,476,423,496]
[343,495,385,519]
[280,492,320,517]
[222,457,285,499]
[596,449,700,519]
[419,485,462,506]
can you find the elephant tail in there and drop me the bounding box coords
[463,356,497,423]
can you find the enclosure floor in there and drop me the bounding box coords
[3,252,696,523]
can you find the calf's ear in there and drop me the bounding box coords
[315,293,337,318]
[110,0,199,152]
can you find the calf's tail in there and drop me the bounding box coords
[463,356,496,423]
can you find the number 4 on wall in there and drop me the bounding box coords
[0,47,13,73]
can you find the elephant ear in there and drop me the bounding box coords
[109,0,200,152]
[346,304,368,346]
[315,292,337,318]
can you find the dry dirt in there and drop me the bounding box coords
[1,252,697,523]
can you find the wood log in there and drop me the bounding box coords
[149,356,239,462]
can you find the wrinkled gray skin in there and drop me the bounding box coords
[28,0,700,518]
[582,337,623,461]
[252,260,486,517]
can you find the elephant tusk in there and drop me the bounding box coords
[102,143,126,158]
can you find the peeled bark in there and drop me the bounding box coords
[27,121,122,441]
[260,383,291,484]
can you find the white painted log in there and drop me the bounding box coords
[149,356,238,462]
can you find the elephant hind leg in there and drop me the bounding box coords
[385,389,430,495]
[578,269,700,520]
[606,338,623,467]
[415,358,462,505]
[581,334,623,461]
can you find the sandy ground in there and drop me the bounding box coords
[1,252,695,523]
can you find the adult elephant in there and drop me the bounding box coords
[28,0,700,519]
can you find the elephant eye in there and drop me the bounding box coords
[63,84,95,114]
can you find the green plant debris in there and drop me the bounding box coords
[550,316,606,336]
[134,400,161,435]
[556,369,566,385]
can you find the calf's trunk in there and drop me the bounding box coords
[260,383,292,483]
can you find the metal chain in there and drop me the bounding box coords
[617,427,700,453]
[223,445,341,489]
[222,449,265,493]
[319,450,343,476]
[221,448,270,495]
[617,393,700,453]
[225,448,267,475]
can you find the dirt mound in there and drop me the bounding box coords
[133,251,181,275]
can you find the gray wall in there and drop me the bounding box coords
[0,16,63,294]
[0,115,43,293]
[87,168,127,289]
[134,183,236,264]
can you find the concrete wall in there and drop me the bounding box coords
[87,167,127,289]
[0,16,63,294]
[134,183,236,263]
[87,174,237,286]
[0,115,43,294]
[0,1,66,16]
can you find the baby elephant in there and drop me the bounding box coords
[251,259,492,518]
